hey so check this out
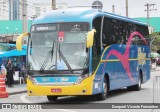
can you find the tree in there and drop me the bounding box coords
[157,50,160,54]
[150,32,160,52]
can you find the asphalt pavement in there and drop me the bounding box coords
[0,68,160,112]
[4,66,160,96]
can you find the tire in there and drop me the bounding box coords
[96,78,108,101]
[47,96,58,101]
[133,75,141,91]
[127,74,141,91]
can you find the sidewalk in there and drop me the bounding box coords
[151,66,160,72]
[6,84,27,95]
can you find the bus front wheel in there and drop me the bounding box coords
[47,96,58,101]
[96,78,108,101]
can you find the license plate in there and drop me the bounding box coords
[51,88,61,93]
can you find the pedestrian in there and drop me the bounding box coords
[156,57,159,66]
[157,58,160,67]
[6,59,14,87]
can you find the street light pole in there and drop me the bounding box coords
[6,27,9,43]
[112,5,115,13]
[22,0,28,33]
[6,27,8,35]
[126,0,128,17]
[144,3,157,26]
[52,0,56,10]
[15,28,18,34]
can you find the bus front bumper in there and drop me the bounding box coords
[27,76,94,96]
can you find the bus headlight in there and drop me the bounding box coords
[75,74,89,84]
[28,75,38,85]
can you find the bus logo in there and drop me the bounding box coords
[54,77,59,82]
[71,24,80,31]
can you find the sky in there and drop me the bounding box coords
[27,0,160,18]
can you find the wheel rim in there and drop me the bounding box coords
[139,78,141,87]
[103,81,107,96]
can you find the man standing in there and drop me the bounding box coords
[6,60,14,87]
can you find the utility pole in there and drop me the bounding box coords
[112,5,115,13]
[144,3,157,26]
[126,0,128,17]
[52,0,56,10]
[22,0,28,33]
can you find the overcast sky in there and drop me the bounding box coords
[28,0,160,18]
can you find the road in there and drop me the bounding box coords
[0,70,160,112]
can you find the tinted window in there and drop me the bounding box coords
[102,17,149,46]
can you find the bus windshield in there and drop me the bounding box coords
[28,23,89,72]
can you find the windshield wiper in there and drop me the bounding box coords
[40,41,55,72]
[58,43,73,73]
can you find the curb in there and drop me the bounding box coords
[9,90,27,95]
[151,70,160,72]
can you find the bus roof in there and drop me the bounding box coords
[32,8,147,26]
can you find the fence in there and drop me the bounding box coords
[153,76,160,104]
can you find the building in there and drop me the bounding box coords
[56,2,68,9]
[0,0,9,20]
[32,2,68,18]
[0,0,22,20]
[0,20,31,43]
[9,0,22,20]
[33,3,52,18]
[135,17,160,32]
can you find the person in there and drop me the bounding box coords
[6,60,14,87]
[19,64,26,84]
[1,63,7,76]
[157,58,160,67]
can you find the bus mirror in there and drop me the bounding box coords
[86,29,96,48]
[16,32,29,50]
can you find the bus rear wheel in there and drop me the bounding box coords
[47,96,58,101]
[127,74,141,91]
[133,75,141,91]
[96,78,108,101]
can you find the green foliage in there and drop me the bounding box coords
[150,32,160,52]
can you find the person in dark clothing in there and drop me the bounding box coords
[6,60,14,87]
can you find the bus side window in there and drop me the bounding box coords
[102,32,106,47]
[92,37,98,58]
[92,17,102,71]
[136,25,149,46]
[102,17,115,47]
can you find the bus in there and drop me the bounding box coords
[16,8,150,101]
